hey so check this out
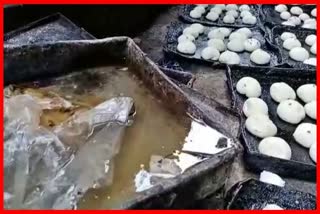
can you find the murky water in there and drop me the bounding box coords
[11,66,191,209]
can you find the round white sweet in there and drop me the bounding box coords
[183,27,199,38]
[299,13,310,21]
[243,97,268,117]
[303,58,317,66]
[280,11,291,20]
[288,16,301,25]
[281,32,296,41]
[226,4,238,11]
[240,10,252,18]
[219,51,240,65]
[250,49,271,65]
[283,38,302,50]
[282,21,296,26]
[290,6,303,15]
[304,18,316,24]
[305,34,316,46]
[270,82,296,103]
[219,27,232,37]
[194,6,206,14]
[229,32,247,41]
[190,9,202,19]
[223,15,235,24]
[289,47,309,62]
[244,38,261,52]
[263,204,284,210]
[190,23,205,34]
[239,5,250,12]
[260,171,285,187]
[226,10,239,18]
[311,8,316,17]
[201,47,220,61]
[297,84,316,103]
[242,15,257,25]
[275,4,287,13]
[210,7,223,15]
[302,22,316,30]
[177,41,196,55]
[309,143,316,163]
[310,43,316,55]
[236,28,253,38]
[178,34,195,43]
[246,115,277,138]
[305,101,316,120]
[208,29,225,40]
[227,39,245,52]
[236,76,261,97]
[277,100,305,124]
[207,38,225,52]
[293,123,316,148]
[258,137,292,160]
[214,4,226,10]
[206,12,219,21]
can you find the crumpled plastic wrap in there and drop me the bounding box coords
[4,94,134,209]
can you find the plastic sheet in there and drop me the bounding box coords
[4,95,134,209]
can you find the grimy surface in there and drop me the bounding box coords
[134,6,316,208]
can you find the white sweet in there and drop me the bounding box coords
[208,29,225,40]
[244,38,261,52]
[226,10,239,18]
[311,8,317,17]
[250,49,271,65]
[302,22,316,29]
[190,23,205,34]
[210,7,222,15]
[303,58,316,66]
[219,28,232,37]
[290,6,303,15]
[219,51,240,65]
[223,15,235,24]
[242,15,257,24]
[236,76,261,97]
[282,21,296,26]
[305,101,316,120]
[263,204,284,210]
[277,100,305,124]
[289,47,309,62]
[226,4,238,11]
[297,84,316,103]
[239,5,250,12]
[280,32,296,41]
[214,4,226,10]
[280,11,291,20]
[207,38,225,52]
[270,82,296,103]
[243,97,268,117]
[201,47,220,60]
[190,9,202,19]
[206,12,219,21]
[194,6,206,14]
[178,34,195,43]
[299,13,310,21]
[288,16,301,25]
[304,18,316,25]
[227,39,245,52]
[305,34,316,46]
[275,4,287,13]
[283,38,301,50]
[236,28,252,38]
[258,137,291,160]
[246,115,277,138]
[183,27,199,38]
[309,143,316,163]
[240,10,252,18]
[177,41,196,55]
[260,171,286,187]
[229,32,247,41]
[293,123,316,148]
[310,43,316,55]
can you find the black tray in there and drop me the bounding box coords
[270,25,316,70]
[225,179,316,210]
[4,13,95,45]
[164,22,282,67]
[226,66,316,181]
[180,5,261,28]
[260,4,316,29]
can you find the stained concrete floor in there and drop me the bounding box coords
[135,6,316,207]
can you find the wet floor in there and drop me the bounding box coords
[10,66,192,209]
